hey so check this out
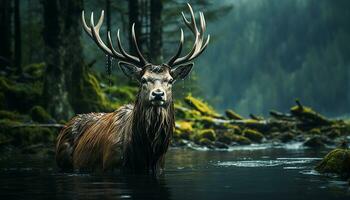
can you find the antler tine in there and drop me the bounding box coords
[81,10,147,67]
[167,29,184,66]
[167,3,210,67]
[132,23,148,65]
[116,29,140,62]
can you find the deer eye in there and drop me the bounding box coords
[141,78,147,84]
[168,78,174,84]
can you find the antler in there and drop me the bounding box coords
[81,10,148,67]
[167,3,210,67]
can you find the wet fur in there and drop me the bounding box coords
[56,92,174,173]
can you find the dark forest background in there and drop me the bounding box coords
[0,0,349,121]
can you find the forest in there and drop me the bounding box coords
[0,0,350,198]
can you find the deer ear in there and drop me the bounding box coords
[118,61,142,80]
[170,63,194,80]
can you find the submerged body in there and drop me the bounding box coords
[56,102,174,173]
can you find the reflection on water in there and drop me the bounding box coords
[0,146,349,200]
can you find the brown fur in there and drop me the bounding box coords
[56,94,174,173]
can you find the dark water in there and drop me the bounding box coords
[0,144,349,200]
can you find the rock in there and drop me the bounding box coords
[191,129,216,145]
[225,109,243,120]
[213,141,228,149]
[303,136,325,148]
[315,148,350,179]
[216,131,235,145]
[327,129,341,139]
[198,129,216,141]
[199,138,212,146]
[242,129,264,143]
[233,135,251,145]
[279,132,295,143]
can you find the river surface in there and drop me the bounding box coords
[0,144,349,200]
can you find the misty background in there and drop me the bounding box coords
[196,0,350,117]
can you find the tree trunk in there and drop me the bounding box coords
[128,0,141,56]
[150,0,163,63]
[42,0,73,120]
[14,0,21,74]
[0,0,12,68]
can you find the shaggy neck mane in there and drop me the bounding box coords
[123,93,174,173]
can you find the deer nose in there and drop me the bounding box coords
[151,90,165,100]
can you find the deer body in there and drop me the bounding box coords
[55,4,209,174]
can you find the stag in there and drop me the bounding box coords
[56,3,210,174]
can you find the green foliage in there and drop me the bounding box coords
[103,85,138,105]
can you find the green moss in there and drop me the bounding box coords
[191,129,216,143]
[233,135,252,145]
[290,104,332,125]
[30,106,53,123]
[23,63,46,79]
[0,119,57,146]
[176,121,193,132]
[0,110,26,121]
[309,128,321,135]
[242,129,264,143]
[184,95,221,118]
[174,121,194,140]
[223,124,242,135]
[315,149,350,179]
[103,86,138,104]
[217,130,236,145]
[225,109,244,120]
[72,72,119,113]
[199,138,212,146]
[175,103,202,120]
[0,76,41,112]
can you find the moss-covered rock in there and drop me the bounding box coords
[217,130,236,145]
[242,129,264,143]
[199,138,212,146]
[304,136,325,148]
[279,132,295,143]
[327,129,341,139]
[232,135,252,145]
[30,106,53,123]
[184,95,221,118]
[191,129,216,144]
[174,121,194,140]
[290,102,332,125]
[315,148,350,179]
[174,103,202,120]
[225,109,244,120]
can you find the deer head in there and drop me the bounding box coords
[82,3,210,107]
